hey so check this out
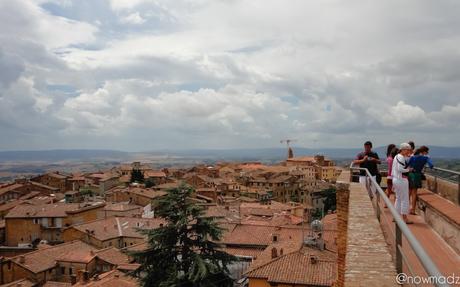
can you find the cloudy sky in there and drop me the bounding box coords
[0,0,459,151]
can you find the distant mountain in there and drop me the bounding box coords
[143,146,460,160]
[0,146,459,162]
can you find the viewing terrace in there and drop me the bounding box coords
[338,166,460,287]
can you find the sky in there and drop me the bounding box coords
[0,0,459,151]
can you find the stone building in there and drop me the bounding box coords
[4,202,105,246]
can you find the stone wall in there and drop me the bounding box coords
[425,175,459,204]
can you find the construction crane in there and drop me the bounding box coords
[280,139,297,159]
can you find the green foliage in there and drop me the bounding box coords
[321,187,337,214]
[311,209,322,220]
[144,178,156,188]
[130,168,145,183]
[79,188,93,197]
[131,184,237,287]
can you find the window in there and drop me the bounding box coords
[69,267,73,275]
[33,219,39,224]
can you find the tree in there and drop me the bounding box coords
[130,168,145,183]
[322,187,337,214]
[145,178,156,188]
[131,184,237,287]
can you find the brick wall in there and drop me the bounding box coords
[336,182,350,287]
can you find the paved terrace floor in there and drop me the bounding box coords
[338,170,398,287]
[339,170,460,287]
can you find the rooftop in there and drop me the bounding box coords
[71,217,165,241]
[245,247,336,286]
[5,202,105,218]
[9,241,97,273]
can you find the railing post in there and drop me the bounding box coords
[457,174,460,205]
[395,223,403,274]
[434,173,438,194]
[376,188,380,222]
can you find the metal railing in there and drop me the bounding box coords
[349,163,450,287]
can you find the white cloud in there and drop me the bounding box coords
[0,0,460,150]
[120,12,146,25]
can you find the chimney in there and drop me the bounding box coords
[19,255,25,264]
[271,247,278,259]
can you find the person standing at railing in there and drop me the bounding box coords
[353,141,381,196]
[392,143,414,224]
[384,144,397,208]
[408,145,434,215]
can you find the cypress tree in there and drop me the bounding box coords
[132,184,237,287]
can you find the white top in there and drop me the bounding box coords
[392,154,411,180]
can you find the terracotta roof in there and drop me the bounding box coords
[0,199,27,212]
[144,171,166,178]
[19,191,42,200]
[268,175,294,183]
[117,263,141,271]
[10,241,97,273]
[153,182,180,190]
[119,175,130,183]
[94,247,131,266]
[73,270,139,287]
[248,208,274,217]
[5,202,105,218]
[245,247,337,286]
[56,248,98,264]
[29,181,59,191]
[103,202,142,212]
[0,183,24,196]
[250,238,304,268]
[43,281,72,287]
[224,246,264,258]
[71,217,165,241]
[222,224,303,247]
[239,201,293,211]
[123,242,148,252]
[1,278,36,287]
[112,187,167,200]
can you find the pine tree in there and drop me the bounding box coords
[130,168,145,183]
[131,184,237,287]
